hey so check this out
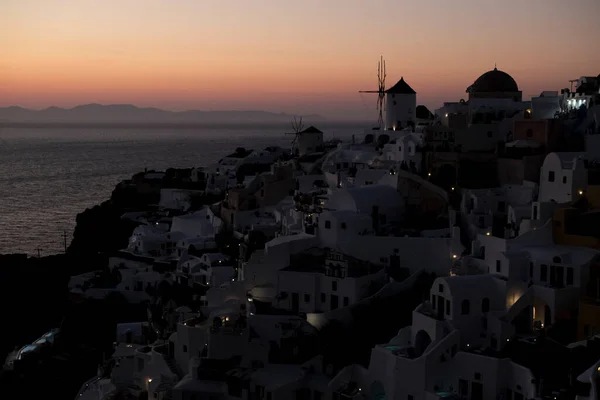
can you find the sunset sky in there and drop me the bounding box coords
[1,0,599,119]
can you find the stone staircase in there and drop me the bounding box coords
[165,356,181,378]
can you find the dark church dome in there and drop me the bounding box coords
[467,67,519,93]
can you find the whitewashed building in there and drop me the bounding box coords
[538,152,588,204]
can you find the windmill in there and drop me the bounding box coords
[359,56,387,129]
[286,116,305,154]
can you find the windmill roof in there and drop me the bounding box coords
[386,78,416,94]
[300,126,323,134]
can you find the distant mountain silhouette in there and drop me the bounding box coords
[0,104,324,125]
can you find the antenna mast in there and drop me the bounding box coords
[359,56,387,129]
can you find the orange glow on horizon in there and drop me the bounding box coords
[1,0,599,117]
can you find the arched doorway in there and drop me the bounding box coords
[533,297,552,330]
[511,296,552,334]
[370,380,386,400]
[414,330,432,356]
[377,134,390,148]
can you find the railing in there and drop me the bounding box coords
[210,325,246,335]
[73,376,101,400]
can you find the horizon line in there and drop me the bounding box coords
[0,103,329,116]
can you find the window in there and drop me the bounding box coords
[491,336,498,350]
[446,299,451,315]
[533,205,538,220]
[541,264,548,281]
[304,294,310,302]
[260,189,264,197]
[529,262,533,278]
[566,267,574,285]
[398,146,402,152]
[526,128,533,138]
[459,379,468,396]
[474,372,482,380]
[496,260,501,273]
[343,297,349,307]
[325,221,331,229]
[182,345,188,353]
[255,386,265,399]
[553,256,562,263]
[563,176,567,184]
[408,396,414,400]
[341,222,347,230]
[461,299,470,315]
[482,298,490,313]
[431,294,437,307]
[439,284,444,293]
[548,171,555,182]
[498,201,506,212]
[314,391,323,400]
[487,131,492,138]
[321,293,326,302]
[332,281,337,291]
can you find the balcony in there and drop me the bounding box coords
[416,301,445,321]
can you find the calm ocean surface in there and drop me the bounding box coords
[0,123,364,256]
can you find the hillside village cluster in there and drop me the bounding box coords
[43,70,600,399]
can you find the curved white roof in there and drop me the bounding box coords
[202,253,228,264]
[438,275,503,300]
[544,152,586,170]
[266,232,316,248]
[321,144,379,171]
[327,185,404,214]
[509,245,600,265]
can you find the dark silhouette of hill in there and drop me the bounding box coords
[0,104,324,125]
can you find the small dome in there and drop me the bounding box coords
[467,67,518,93]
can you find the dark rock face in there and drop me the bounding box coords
[0,254,71,360]
[68,200,140,258]
[0,168,224,397]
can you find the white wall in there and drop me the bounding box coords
[386,92,417,130]
[539,153,588,204]
[531,92,560,119]
[276,269,385,313]
[174,322,210,372]
[159,189,199,211]
[440,352,536,400]
[320,224,463,276]
[298,132,324,156]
